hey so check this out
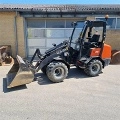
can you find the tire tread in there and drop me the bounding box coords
[46,61,68,82]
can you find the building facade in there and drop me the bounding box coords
[0,4,120,58]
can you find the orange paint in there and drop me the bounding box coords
[90,48,101,57]
[90,44,111,59]
[101,44,111,59]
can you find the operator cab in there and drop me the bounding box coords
[83,21,106,47]
[70,20,107,61]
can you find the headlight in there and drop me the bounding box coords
[64,52,69,56]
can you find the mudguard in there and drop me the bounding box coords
[84,57,105,68]
[36,53,69,71]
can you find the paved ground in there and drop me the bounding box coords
[0,64,120,120]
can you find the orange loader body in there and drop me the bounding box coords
[90,44,111,59]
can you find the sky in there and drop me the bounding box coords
[0,0,120,4]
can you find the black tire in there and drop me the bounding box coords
[46,61,68,83]
[84,59,102,77]
[41,66,46,74]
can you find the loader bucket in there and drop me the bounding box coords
[7,55,34,88]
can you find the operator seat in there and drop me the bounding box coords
[89,34,100,48]
[84,34,100,48]
[89,34,100,43]
[82,34,100,57]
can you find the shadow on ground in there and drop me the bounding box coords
[3,67,89,92]
[67,67,88,79]
[35,73,53,85]
[36,67,89,86]
[3,78,27,93]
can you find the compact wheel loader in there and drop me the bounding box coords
[7,15,111,88]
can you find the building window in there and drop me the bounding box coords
[27,19,84,38]
[96,18,116,29]
[96,17,120,29]
[46,20,65,28]
[66,20,74,28]
[116,18,120,28]
[66,20,84,28]
[46,29,64,38]
[27,19,45,28]
[27,19,84,55]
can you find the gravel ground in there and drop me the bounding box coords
[0,64,120,120]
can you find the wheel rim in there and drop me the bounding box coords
[54,67,64,77]
[91,64,100,74]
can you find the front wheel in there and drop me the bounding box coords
[46,61,68,83]
[84,59,102,77]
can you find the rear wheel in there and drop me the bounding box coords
[46,61,68,83]
[84,59,102,77]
